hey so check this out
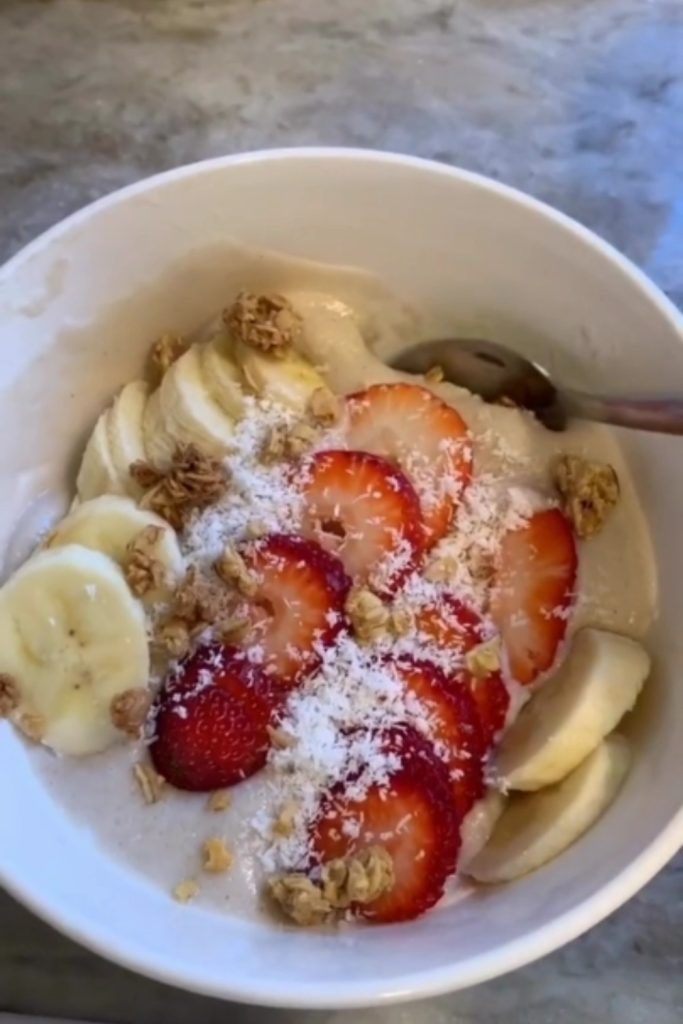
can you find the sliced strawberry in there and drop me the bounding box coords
[491,508,578,685]
[150,644,281,791]
[415,595,485,654]
[390,657,485,818]
[301,450,424,592]
[240,533,351,686]
[415,598,510,746]
[311,726,460,923]
[345,383,472,546]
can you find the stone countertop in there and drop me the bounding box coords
[0,0,681,1021]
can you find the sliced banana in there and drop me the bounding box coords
[107,380,150,497]
[468,735,631,883]
[495,629,649,791]
[76,410,127,501]
[200,334,246,419]
[143,347,235,468]
[459,789,507,869]
[0,544,150,756]
[45,495,184,602]
[233,339,326,412]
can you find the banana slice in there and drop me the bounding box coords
[107,380,150,497]
[200,334,246,419]
[459,789,507,869]
[468,735,631,883]
[0,544,150,756]
[234,340,326,412]
[143,347,235,467]
[76,410,127,501]
[495,629,649,791]
[45,495,184,601]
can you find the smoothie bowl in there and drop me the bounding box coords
[0,149,682,1008]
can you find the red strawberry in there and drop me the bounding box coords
[491,508,578,685]
[345,383,472,546]
[415,598,510,745]
[301,450,424,592]
[240,533,351,686]
[415,595,485,653]
[150,644,281,791]
[311,726,460,923]
[390,657,485,818]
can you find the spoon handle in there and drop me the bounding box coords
[562,390,683,435]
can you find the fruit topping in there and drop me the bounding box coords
[491,508,578,686]
[239,533,351,686]
[301,449,424,592]
[389,657,485,818]
[344,383,472,546]
[150,644,282,791]
[311,726,461,922]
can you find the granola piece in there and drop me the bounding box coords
[272,801,299,838]
[129,461,164,491]
[225,291,301,356]
[0,674,20,716]
[17,711,44,742]
[150,332,186,377]
[202,836,233,873]
[154,618,191,658]
[261,420,318,462]
[267,724,297,749]
[308,386,341,426]
[214,545,258,597]
[268,874,334,927]
[465,637,502,679]
[214,615,250,645]
[322,846,394,908]
[133,761,165,804]
[207,790,231,812]
[110,687,151,737]
[424,364,445,384]
[122,525,168,597]
[345,588,390,643]
[553,454,620,540]
[390,605,414,637]
[134,444,230,531]
[173,879,199,903]
[423,555,455,584]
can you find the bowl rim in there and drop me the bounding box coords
[1,147,682,1009]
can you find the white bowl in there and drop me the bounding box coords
[1,149,682,1008]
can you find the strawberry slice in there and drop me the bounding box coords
[391,657,485,818]
[301,450,424,592]
[491,508,578,685]
[150,644,281,791]
[240,533,351,686]
[345,383,472,546]
[415,595,485,654]
[311,726,460,923]
[415,597,510,745]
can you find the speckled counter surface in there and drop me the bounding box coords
[0,1,682,1021]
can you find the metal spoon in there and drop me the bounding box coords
[390,336,683,434]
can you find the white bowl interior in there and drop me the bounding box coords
[1,150,682,1007]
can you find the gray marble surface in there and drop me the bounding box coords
[0,0,682,1021]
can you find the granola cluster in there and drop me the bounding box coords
[224,291,301,356]
[214,545,258,597]
[131,444,230,531]
[150,332,186,377]
[110,687,152,738]
[553,454,620,539]
[345,588,390,644]
[261,420,318,462]
[269,846,395,927]
[122,525,168,597]
[154,565,247,658]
